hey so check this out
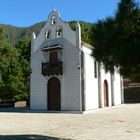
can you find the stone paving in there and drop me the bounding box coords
[0,104,140,140]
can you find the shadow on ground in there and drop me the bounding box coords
[0,134,71,140]
[0,107,28,113]
[0,107,81,114]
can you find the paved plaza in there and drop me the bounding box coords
[0,104,140,140]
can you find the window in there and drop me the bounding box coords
[56,27,62,38]
[45,30,51,39]
[51,15,57,25]
[94,61,97,78]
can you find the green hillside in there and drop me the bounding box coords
[0,21,46,46]
[0,21,93,46]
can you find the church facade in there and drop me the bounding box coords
[30,10,123,112]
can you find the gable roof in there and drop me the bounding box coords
[81,41,93,49]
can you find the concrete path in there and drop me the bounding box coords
[0,104,140,140]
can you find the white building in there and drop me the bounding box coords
[30,10,123,112]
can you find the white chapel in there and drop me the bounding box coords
[30,10,123,112]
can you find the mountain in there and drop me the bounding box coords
[0,21,46,46]
[0,21,93,46]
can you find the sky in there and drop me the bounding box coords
[0,0,140,27]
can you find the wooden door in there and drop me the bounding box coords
[104,80,109,107]
[48,77,61,110]
[50,51,58,65]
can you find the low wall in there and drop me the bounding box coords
[124,87,140,103]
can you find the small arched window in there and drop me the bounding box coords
[45,30,51,39]
[51,15,57,25]
[56,27,62,38]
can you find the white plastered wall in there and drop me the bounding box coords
[30,11,81,111]
[113,70,122,105]
[83,46,99,110]
[30,50,47,110]
[61,40,81,111]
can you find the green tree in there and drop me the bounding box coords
[15,36,31,61]
[14,37,31,101]
[68,21,93,44]
[91,17,117,73]
[92,0,140,82]
[115,0,140,81]
[0,27,25,100]
[0,27,5,42]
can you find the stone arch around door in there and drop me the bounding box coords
[104,80,109,107]
[48,77,61,111]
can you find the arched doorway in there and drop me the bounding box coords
[48,77,61,111]
[104,80,109,107]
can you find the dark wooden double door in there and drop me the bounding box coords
[48,77,61,111]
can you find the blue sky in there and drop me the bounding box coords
[0,0,140,27]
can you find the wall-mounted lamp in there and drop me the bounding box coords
[77,64,80,69]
